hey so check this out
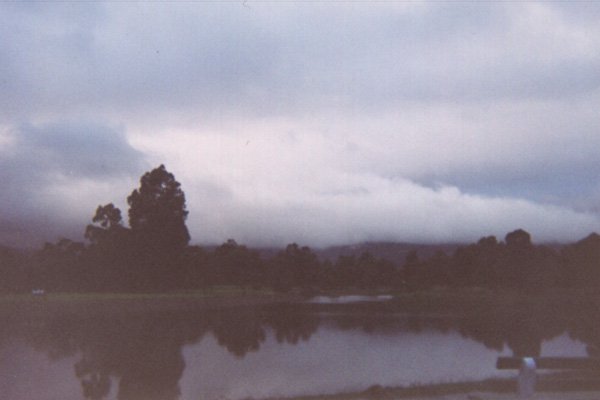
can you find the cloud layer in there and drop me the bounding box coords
[1,2,600,247]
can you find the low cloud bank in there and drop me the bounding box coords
[185,175,600,248]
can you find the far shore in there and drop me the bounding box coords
[0,286,600,313]
[0,288,305,319]
[1,286,599,320]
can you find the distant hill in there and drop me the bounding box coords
[251,242,463,267]
[312,242,463,266]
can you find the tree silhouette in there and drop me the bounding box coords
[85,203,126,245]
[562,233,600,288]
[32,238,85,292]
[127,165,190,250]
[83,204,134,291]
[0,245,26,293]
[271,243,320,291]
[402,250,420,289]
[210,239,264,287]
[126,165,190,291]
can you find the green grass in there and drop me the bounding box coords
[2,286,598,311]
[0,286,279,304]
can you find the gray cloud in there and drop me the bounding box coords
[1,2,600,247]
[19,122,145,178]
[2,2,599,122]
[2,121,145,180]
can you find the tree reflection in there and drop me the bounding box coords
[210,308,267,358]
[265,305,319,345]
[70,315,192,400]
[6,312,206,400]
[466,304,573,357]
[568,302,600,357]
[75,357,110,400]
[0,305,321,399]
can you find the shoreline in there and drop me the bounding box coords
[2,287,600,317]
[0,290,304,319]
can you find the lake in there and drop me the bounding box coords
[0,295,596,400]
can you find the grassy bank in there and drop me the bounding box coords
[0,287,303,319]
[301,287,600,317]
[0,285,278,302]
[2,286,599,318]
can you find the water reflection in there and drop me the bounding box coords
[1,300,598,400]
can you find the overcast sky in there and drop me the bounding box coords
[2,2,600,248]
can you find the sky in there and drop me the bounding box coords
[1,1,600,248]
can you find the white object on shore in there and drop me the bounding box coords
[518,357,536,398]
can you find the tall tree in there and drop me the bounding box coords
[127,165,190,250]
[126,165,190,290]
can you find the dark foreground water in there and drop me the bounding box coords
[0,296,597,400]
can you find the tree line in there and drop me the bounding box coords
[1,165,600,293]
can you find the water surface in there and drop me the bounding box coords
[0,299,595,400]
